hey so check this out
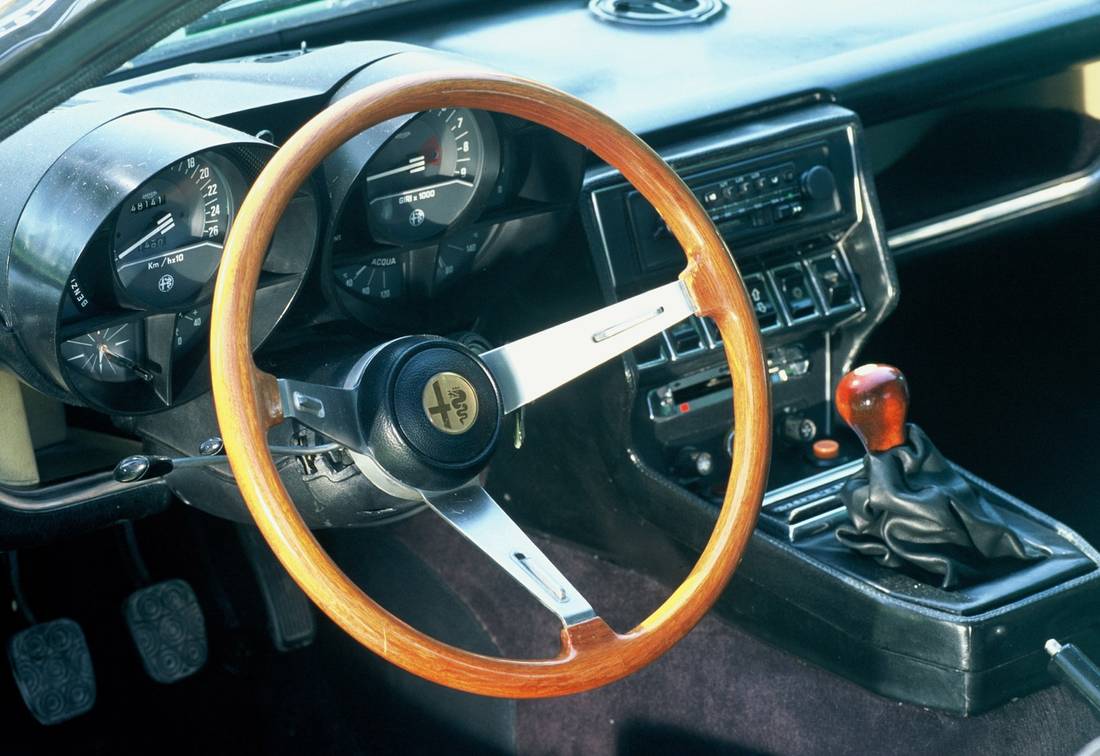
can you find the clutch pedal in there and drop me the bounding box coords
[8,618,96,725]
[123,579,207,683]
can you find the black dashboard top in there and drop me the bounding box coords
[396,0,1100,132]
[115,0,1100,137]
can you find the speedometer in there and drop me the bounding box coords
[112,153,236,308]
[363,108,495,245]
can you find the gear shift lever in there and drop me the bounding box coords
[835,364,909,452]
[833,363,1044,589]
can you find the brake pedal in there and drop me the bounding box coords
[124,579,207,683]
[8,618,96,725]
[239,526,315,651]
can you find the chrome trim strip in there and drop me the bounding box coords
[788,504,848,541]
[887,166,1100,253]
[762,458,863,508]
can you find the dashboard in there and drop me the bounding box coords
[0,0,1097,727]
[0,0,1097,538]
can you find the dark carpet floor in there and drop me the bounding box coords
[386,512,1100,756]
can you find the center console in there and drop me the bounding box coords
[582,103,895,494]
[578,102,1100,715]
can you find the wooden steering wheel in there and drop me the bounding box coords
[210,71,770,698]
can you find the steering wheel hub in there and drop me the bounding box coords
[346,336,503,493]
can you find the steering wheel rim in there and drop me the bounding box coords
[210,71,771,698]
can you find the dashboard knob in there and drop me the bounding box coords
[782,413,817,444]
[801,165,836,201]
[674,447,714,478]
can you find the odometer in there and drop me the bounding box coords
[363,108,493,245]
[112,153,235,308]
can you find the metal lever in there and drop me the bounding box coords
[114,438,342,483]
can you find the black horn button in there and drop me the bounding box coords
[391,344,501,467]
[355,337,502,492]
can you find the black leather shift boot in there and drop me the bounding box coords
[836,424,1047,589]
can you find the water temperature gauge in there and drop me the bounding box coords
[335,254,405,302]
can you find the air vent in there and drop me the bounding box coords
[589,0,724,26]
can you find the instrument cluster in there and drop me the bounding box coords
[5,75,581,415]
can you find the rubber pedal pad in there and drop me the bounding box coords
[123,579,207,683]
[8,618,96,725]
[239,526,315,652]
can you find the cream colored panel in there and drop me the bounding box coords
[1082,60,1100,119]
[20,382,67,450]
[0,371,39,486]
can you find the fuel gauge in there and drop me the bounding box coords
[174,307,211,354]
[435,227,488,288]
[336,254,405,302]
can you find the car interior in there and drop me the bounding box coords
[0,0,1099,753]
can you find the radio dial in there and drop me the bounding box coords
[800,165,837,201]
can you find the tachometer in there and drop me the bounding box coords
[112,154,235,308]
[363,108,494,245]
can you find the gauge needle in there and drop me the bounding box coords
[365,155,427,183]
[101,347,154,381]
[369,177,474,205]
[115,240,222,271]
[117,213,176,260]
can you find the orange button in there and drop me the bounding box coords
[812,439,840,460]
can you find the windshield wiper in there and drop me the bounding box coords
[184,0,316,34]
[184,0,422,35]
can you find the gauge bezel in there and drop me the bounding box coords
[323,109,502,330]
[361,107,500,247]
[109,151,246,310]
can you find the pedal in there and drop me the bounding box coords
[8,618,95,725]
[239,526,315,651]
[123,579,207,683]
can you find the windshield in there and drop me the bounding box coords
[0,0,96,63]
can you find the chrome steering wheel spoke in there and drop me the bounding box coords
[421,484,597,627]
[276,378,365,450]
[480,279,695,414]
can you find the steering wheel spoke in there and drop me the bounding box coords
[481,279,695,414]
[422,484,596,627]
[276,378,364,449]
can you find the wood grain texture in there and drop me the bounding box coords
[835,364,909,452]
[210,71,771,698]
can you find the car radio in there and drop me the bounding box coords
[588,128,859,289]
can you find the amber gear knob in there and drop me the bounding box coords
[835,364,909,453]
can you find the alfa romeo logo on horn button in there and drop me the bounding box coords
[422,372,478,434]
